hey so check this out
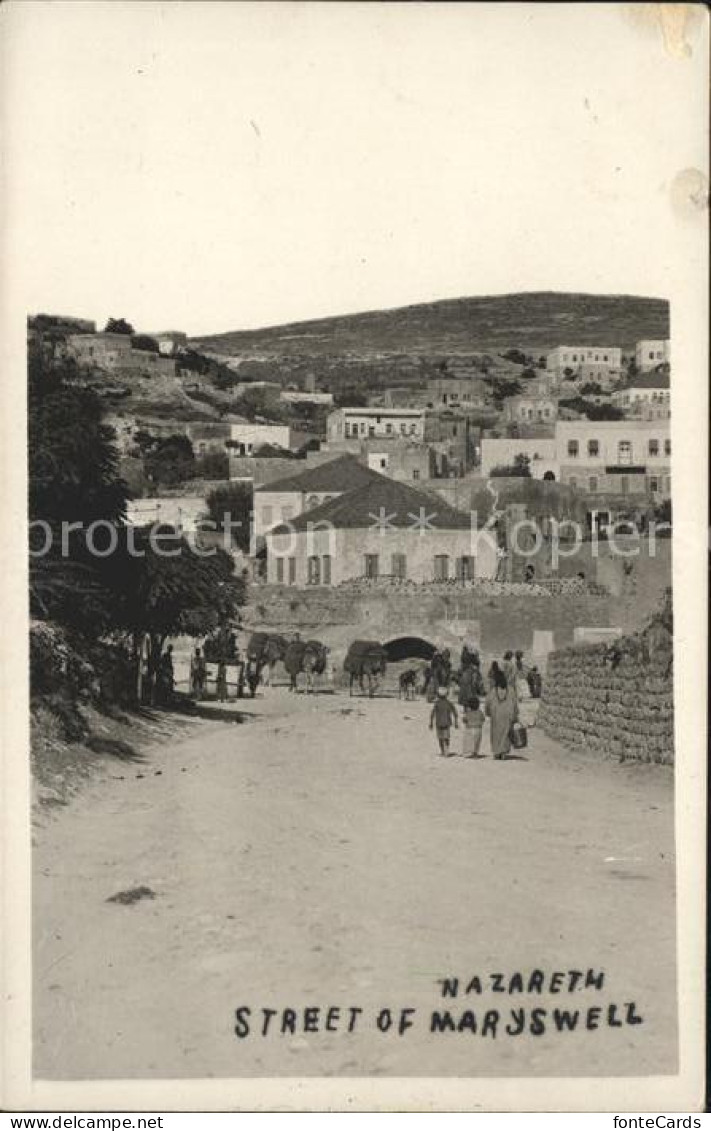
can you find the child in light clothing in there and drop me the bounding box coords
[429,687,458,757]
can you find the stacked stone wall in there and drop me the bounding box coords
[538,643,673,765]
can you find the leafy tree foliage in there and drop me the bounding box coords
[131,334,160,353]
[104,317,134,335]
[28,346,129,629]
[205,482,253,551]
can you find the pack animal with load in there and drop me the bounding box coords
[344,640,387,698]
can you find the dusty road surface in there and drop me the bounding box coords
[33,688,676,1079]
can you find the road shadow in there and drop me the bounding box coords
[85,736,145,762]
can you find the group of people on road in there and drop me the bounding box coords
[428,644,542,761]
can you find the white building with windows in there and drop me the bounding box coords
[555,419,671,498]
[502,394,558,426]
[327,407,426,444]
[635,339,670,371]
[264,476,498,586]
[226,422,292,455]
[546,345,622,386]
[611,372,670,419]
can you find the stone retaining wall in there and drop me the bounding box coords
[538,643,674,765]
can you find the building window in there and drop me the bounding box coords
[261,505,273,527]
[567,440,579,458]
[587,439,599,457]
[275,556,284,584]
[391,552,407,580]
[412,469,420,480]
[307,556,321,585]
[617,440,632,465]
[664,439,671,456]
[288,557,296,585]
[648,439,659,456]
[434,554,450,581]
[456,555,474,581]
[364,554,379,579]
[322,555,332,585]
[620,476,629,494]
[649,477,659,493]
[386,423,393,434]
[379,458,387,469]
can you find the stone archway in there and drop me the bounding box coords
[384,636,437,662]
[543,471,556,481]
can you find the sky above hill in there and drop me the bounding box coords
[4,2,707,336]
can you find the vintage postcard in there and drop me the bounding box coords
[1,0,708,1114]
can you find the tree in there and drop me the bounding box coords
[28,345,130,631]
[193,452,230,480]
[104,317,134,335]
[489,377,522,404]
[103,528,246,701]
[252,443,294,458]
[144,434,195,486]
[502,349,527,366]
[131,334,160,353]
[205,482,253,552]
[513,453,532,475]
[334,389,368,408]
[520,367,537,379]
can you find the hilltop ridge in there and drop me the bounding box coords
[191,291,670,359]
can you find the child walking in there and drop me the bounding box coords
[429,686,458,757]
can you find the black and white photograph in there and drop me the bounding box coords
[1,0,707,1114]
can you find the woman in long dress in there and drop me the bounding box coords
[485,669,519,760]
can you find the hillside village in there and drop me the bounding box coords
[29,301,671,595]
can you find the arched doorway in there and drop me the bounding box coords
[543,471,556,481]
[384,636,437,662]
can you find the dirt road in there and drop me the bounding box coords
[33,688,676,1079]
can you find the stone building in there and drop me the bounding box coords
[635,339,670,371]
[502,394,558,427]
[152,331,188,356]
[265,476,498,586]
[611,372,670,419]
[555,419,671,498]
[546,345,622,387]
[425,377,491,410]
[67,332,177,377]
[480,437,558,480]
[254,454,382,538]
[327,406,426,443]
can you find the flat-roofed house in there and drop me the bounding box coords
[265,476,498,586]
[611,372,670,419]
[635,339,670,371]
[327,407,426,444]
[546,345,622,387]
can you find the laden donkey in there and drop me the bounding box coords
[344,640,388,698]
[246,632,287,692]
[284,639,329,693]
